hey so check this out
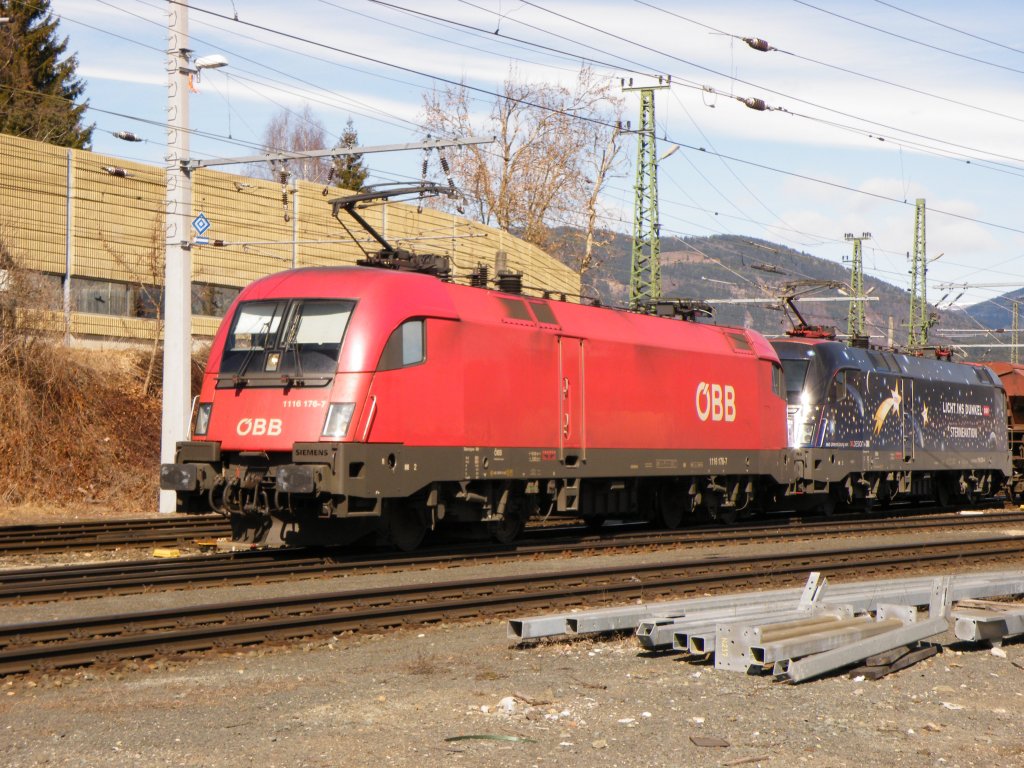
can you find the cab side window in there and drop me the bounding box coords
[771,362,785,399]
[378,319,425,371]
[831,371,848,402]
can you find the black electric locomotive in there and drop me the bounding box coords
[772,339,1010,512]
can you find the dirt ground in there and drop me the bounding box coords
[2,507,1024,767]
[0,503,164,526]
[2,620,1023,768]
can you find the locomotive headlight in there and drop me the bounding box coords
[194,403,213,436]
[322,402,355,439]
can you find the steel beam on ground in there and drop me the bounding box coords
[715,609,857,673]
[744,612,855,645]
[690,608,851,659]
[876,603,919,624]
[952,600,1024,644]
[752,618,905,668]
[506,615,572,641]
[638,603,794,651]
[778,616,949,683]
[635,617,687,649]
[505,570,1024,642]
[567,600,694,635]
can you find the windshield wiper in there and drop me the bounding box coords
[230,311,280,387]
[279,310,306,388]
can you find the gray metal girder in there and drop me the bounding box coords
[505,569,1024,642]
[750,617,904,668]
[778,615,949,683]
[952,601,1024,644]
[637,601,820,651]
[714,608,856,673]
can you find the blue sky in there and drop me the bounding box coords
[50,0,1024,309]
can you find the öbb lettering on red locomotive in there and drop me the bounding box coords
[236,417,283,437]
[695,382,736,423]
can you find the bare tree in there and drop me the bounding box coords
[252,105,330,184]
[422,66,625,269]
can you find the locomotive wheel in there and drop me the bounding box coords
[874,482,892,511]
[935,478,952,508]
[820,496,836,517]
[385,502,428,552]
[657,485,686,529]
[489,498,529,545]
[706,492,736,525]
[717,507,738,525]
[1008,481,1022,505]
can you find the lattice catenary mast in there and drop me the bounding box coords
[907,198,929,348]
[844,231,870,339]
[1014,301,1020,365]
[623,76,670,310]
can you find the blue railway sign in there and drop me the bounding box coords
[192,212,211,235]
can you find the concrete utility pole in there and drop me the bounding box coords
[161,1,193,513]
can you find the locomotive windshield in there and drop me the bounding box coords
[781,359,810,403]
[218,298,355,386]
[771,342,832,405]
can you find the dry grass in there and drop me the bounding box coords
[0,250,209,516]
[0,337,163,511]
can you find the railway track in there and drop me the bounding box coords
[0,495,1009,555]
[0,499,1010,555]
[0,516,231,555]
[2,532,1024,676]
[4,509,1024,603]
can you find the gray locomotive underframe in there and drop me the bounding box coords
[167,439,800,518]
[167,435,1009,523]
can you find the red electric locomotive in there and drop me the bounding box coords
[161,264,796,548]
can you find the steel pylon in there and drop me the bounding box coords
[624,77,670,310]
[908,198,929,348]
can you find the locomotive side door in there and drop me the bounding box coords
[558,336,586,464]
[899,377,915,461]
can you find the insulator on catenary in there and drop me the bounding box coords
[743,37,772,52]
[321,165,336,196]
[113,131,143,142]
[741,97,768,111]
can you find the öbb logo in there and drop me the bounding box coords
[236,417,283,436]
[695,382,736,423]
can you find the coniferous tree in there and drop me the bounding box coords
[331,118,367,192]
[0,0,92,148]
